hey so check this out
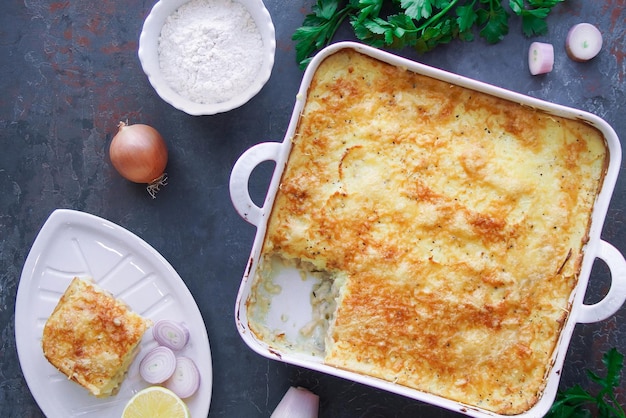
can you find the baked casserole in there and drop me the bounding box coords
[247,49,608,414]
[42,277,151,397]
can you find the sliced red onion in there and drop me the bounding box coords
[152,319,190,351]
[270,386,319,418]
[138,345,176,384]
[165,356,201,399]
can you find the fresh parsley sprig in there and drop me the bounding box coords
[547,348,625,418]
[292,0,566,68]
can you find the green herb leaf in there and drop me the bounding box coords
[401,0,434,20]
[314,0,340,20]
[292,0,358,69]
[456,1,477,33]
[546,348,625,418]
[509,0,564,36]
[602,347,624,389]
[521,14,548,36]
[293,0,566,67]
[354,0,384,23]
[478,3,509,43]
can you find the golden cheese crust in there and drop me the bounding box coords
[42,277,151,397]
[257,50,608,414]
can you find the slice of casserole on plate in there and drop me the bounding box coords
[42,277,151,397]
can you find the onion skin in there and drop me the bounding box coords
[109,122,168,197]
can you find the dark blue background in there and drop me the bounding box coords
[1,0,624,416]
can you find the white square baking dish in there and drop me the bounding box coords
[229,42,626,417]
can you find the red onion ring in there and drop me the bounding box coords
[138,345,176,384]
[165,356,201,399]
[152,319,190,351]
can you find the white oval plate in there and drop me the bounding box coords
[15,209,212,417]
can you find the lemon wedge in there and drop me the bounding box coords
[122,386,190,418]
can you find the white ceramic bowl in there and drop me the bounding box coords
[138,0,276,116]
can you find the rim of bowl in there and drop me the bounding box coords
[138,0,276,116]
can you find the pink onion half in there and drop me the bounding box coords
[270,386,319,418]
[138,346,176,384]
[165,356,201,399]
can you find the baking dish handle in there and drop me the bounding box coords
[577,240,626,324]
[229,141,282,226]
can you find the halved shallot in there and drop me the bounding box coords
[270,386,319,418]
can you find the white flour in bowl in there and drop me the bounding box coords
[158,0,264,104]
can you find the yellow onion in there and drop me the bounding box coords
[109,121,168,198]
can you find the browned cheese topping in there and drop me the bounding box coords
[259,49,608,414]
[42,277,151,397]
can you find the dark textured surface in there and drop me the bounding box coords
[1,0,624,417]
